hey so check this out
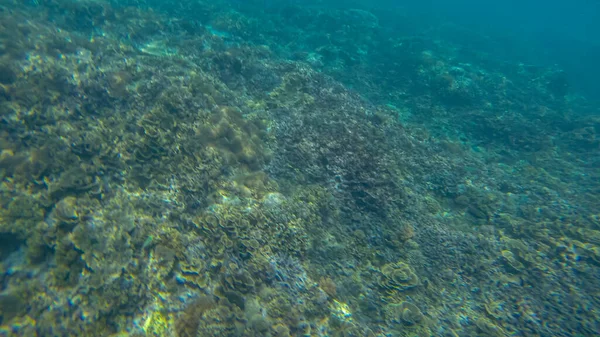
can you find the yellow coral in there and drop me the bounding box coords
[330,299,353,323]
[398,301,424,325]
[143,310,172,336]
[379,262,420,291]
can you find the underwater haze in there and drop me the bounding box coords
[0,0,599,336]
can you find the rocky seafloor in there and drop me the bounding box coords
[0,0,599,336]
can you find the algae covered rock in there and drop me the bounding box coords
[0,291,26,324]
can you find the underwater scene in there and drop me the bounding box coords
[0,0,599,336]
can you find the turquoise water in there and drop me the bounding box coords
[0,0,598,336]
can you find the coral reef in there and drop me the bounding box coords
[0,0,598,336]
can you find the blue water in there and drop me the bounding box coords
[0,0,598,336]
